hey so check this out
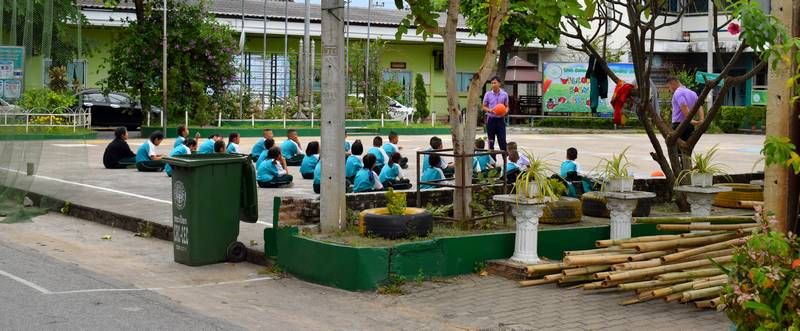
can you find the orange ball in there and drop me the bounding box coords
[650,170,665,177]
[493,103,508,117]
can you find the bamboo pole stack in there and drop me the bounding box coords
[518,217,755,310]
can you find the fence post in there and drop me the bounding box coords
[25,114,29,133]
[185,111,188,127]
[381,113,384,128]
[283,113,286,129]
[218,112,222,127]
[251,114,255,127]
[432,113,435,127]
[73,113,76,132]
[147,111,151,127]
[310,112,314,128]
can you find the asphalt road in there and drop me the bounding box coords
[0,240,242,331]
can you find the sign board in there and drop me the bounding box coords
[390,62,407,69]
[542,62,635,113]
[751,89,767,106]
[695,71,724,85]
[0,46,24,100]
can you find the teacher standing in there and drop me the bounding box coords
[482,76,509,152]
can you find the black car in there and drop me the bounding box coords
[76,89,161,130]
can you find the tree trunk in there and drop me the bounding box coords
[495,37,515,83]
[134,0,145,22]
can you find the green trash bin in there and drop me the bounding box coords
[163,153,258,266]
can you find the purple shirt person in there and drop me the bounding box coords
[482,76,509,151]
[666,76,705,141]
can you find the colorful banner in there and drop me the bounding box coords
[542,62,635,113]
[0,46,24,100]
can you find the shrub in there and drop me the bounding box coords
[384,188,407,216]
[413,73,429,121]
[17,89,76,112]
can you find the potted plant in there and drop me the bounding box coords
[597,146,634,192]
[676,144,730,187]
[514,150,559,201]
[359,188,433,239]
[716,207,800,330]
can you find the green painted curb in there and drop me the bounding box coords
[0,132,97,140]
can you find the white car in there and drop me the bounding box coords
[386,97,415,120]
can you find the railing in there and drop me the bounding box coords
[0,107,91,133]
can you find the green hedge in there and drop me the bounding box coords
[534,116,643,129]
[715,106,766,133]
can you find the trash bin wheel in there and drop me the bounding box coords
[226,241,247,263]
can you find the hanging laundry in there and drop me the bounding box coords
[611,81,635,126]
[585,55,609,113]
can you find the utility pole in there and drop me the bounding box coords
[365,0,371,115]
[320,0,346,232]
[706,0,714,110]
[162,0,167,136]
[765,0,800,232]
[304,0,312,113]
[262,0,267,111]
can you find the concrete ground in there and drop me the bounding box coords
[0,212,731,330]
[0,132,764,247]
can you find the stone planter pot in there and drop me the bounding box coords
[691,173,714,187]
[605,177,634,192]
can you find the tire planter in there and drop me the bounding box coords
[712,183,763,209]
[581,192,653,218]
[359,207,433,239]
[541,197,582,224]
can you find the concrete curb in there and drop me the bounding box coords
[13,188,270,266]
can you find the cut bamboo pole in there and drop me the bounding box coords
[519,278,557,287]
[543,273,565,281]
[680,286,723,303]
[661,237,747,263]
[617,279,686,291]
[649,281,696,299]
[737,200,763,208]
[658,224,759,232]
[564,247,631,256]
[563,265,611,277]
[634,215,754,224]
[558,275,594,285]
[595,235,684,248]
[672,249,734,263]
[563,254,632,267]
[526,263,564,275]
[691,277,728,290]
[657,268,726,281]
[582,281,607,290]
[678,230,728,238]
[633,233,743,252]
[628,250,672,262]
[695,297,722,309]
[613,258,663,271]
[606,256,732,282]
[666,290,691,302]
[620,298,643,306]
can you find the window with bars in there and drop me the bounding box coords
[232,53,294,108]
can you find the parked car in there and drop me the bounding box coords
[76,89,161,130]
[386,97,415,120]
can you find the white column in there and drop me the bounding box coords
[606,198,637,240]
[509,204,544,264]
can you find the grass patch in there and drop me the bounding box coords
[312,221,514,248]
[0,197,48,224]
[0,126,94,135]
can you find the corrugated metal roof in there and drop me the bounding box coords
[78,0,469,29]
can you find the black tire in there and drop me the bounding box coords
[364,210,433,239]
[541,198,582,224]
[226,241,247,263]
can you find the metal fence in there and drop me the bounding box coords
[0,107,91,132]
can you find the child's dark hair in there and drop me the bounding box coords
[351,140,363,155]
[507,141,518,151]
[150,131,164,142]
[114,127,127,139]
[214,140,226,153]
[267,146,281,161]
[287,129,297,137]
[373,136,382,147]
[388,131,398,140]
[475,138,485,150]
[429,154,442,168]
[228,132,240,146]
[306,141,320,155]
[362,153,376,170]
[184,138,198,148]
[430,136,443,149]
[264,138,275,149]
[177,125,187,137]
[263,128,272,134]
[567,147,578,160]
[208,133,221,139]
[389,152,402,166]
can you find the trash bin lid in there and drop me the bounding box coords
[163,153,249,167]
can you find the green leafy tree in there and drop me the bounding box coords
[413,73,429,121]
[347,40,388,118]
[1,0,86,66]
[101,0,238,125]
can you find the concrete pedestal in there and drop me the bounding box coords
[598,191,656,240]
[493,195,550,265]
[674,185,733,231]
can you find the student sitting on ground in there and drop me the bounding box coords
[382,131,409,169]
[103,127,137,169]
[300,141,320,179]
[256,146,293,188]
[353,154,384,193]
[165,138,197,177]
[474,138,496,173]
[250,129,273,161]
[197,134,222,154]
[280,129,305,166]
[379,152,412,190]
[367,136,389,171]
[505,150,522,184]
[256,138,277,168]
[174,125,189,149]
[345,140,364,183]
[226,132,242,153]
[420,154,446,190]
[422,136,455,177]
[313,160,322,194]
[506,142,529,169]
[560,147,593,197]
[135,131,166,172]
[344,131,351,154]
[214,140,227,153]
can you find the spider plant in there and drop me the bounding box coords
[514,150,559,201]
[596,146,634,192]
[676,144,730,186]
